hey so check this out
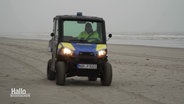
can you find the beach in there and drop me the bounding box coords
[0,37,184,104]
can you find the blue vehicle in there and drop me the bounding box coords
[47,13,112,86]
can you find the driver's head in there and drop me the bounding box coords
[85,23,93,34]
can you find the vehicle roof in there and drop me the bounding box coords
[54,15,104,22]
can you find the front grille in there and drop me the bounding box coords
[79,52,95,56]
[74,56,97,63]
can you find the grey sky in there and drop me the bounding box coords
[0,0,184,33]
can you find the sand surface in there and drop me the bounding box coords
[0,37,184,104]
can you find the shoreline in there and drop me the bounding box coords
[1,37,184,49]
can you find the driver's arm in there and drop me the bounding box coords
[87,31,100,42]
[78,31,87,40]
[91,31,99,39]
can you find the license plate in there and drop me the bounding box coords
[77,64,97,69]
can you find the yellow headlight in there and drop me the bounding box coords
[61,48,73,56]
[98,50,106,58]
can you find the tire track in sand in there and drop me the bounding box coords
[0,46,45,78]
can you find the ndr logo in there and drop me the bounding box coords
[10,88,31,97]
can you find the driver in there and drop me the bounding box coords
[78,23,99,42]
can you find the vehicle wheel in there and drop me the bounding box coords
[101,62,112,86]
[56,61,66,85]
[88,76,97,81]
[47,59,55,80]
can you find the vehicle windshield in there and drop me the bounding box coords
[63,20,104,43]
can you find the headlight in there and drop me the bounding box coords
[60,48,73,56]
[97,50,106,58]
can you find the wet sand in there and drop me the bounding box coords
[0,37,184,104]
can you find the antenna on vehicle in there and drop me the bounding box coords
[77,12,82,16]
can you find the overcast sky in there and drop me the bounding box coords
[0,0,184,33]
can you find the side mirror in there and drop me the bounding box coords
[108,34,112,38]
[50,33,55,37]
[107,34,112,41]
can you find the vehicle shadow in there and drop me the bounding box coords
[33,77,102,87]
[65,78,101,87]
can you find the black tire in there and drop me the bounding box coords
[56,61,66,85]
[47,59,55,80]
[101,62,112,86]
[88,77,97,81]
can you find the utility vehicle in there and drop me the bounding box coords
[47,13,112,86]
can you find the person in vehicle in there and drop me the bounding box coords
[78,23,99,42]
